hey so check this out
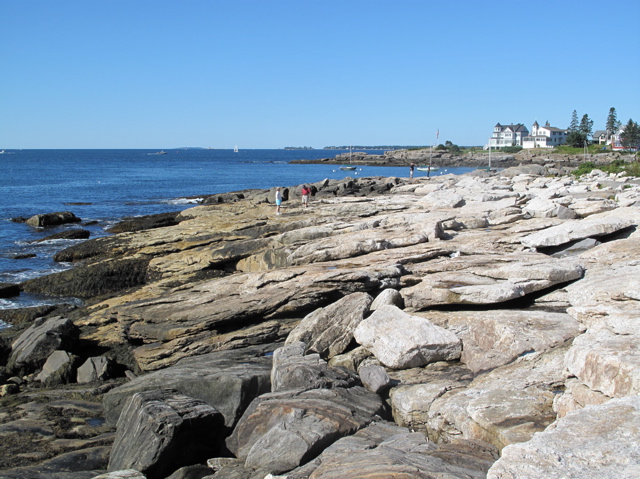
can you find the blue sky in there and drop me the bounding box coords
[1,0,639,149]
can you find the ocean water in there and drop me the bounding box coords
[0,149,473,312]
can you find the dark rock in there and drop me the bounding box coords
[0,304,69,328]
[12,253,37,259]
[35,229,91,242]
[203,193,246,205]
[21,257,150,299]
[7,316,80,376]
[107,211,182,234]
[53,235,129,263]
[165,464,214,479]
[0,446,111,479]
[77,356,115,383]
[0,283,20,298]
[10,217,28,223]
[35,350,82,387]
[226,386,388,475]
[108,389,225,479]
[270,342,359,393]
[25,211,82,228]
[103,344,274,428]
[358,363,392,394]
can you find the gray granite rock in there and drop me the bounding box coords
[108,389,224,479]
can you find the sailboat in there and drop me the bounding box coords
[340,145,357,171]
[234,145,239,153]
[416,143,439,174]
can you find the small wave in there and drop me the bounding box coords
[0,294,84,312]
[164,198,203,205]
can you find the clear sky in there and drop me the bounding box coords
[1,0,639,149]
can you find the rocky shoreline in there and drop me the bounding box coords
[290,148,629,169]
[1,163,639,478]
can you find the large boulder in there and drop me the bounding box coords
[353,305,461,369]
[285,292,373,359]
[488,396,640,478]
[25,211,81,227]
[7,316,80,375]
[103,345,273,428]
[226,386,387,475]
[107,389,225,479]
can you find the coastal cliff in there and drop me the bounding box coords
[1,165,639,478]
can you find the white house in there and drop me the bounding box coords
[486,123,529,149]
[522,121,567,149]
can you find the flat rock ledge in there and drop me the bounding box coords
[1,167,639,478]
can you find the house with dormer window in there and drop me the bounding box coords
[522,121,568,149]
[486,123,529,149]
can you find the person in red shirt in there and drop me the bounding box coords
[301,185,310,208]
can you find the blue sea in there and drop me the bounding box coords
[0,149,473,312]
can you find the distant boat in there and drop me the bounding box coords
[417,165,439,172]
[234,145,239,153]
[340,145,357,171]
[147,150,167,155]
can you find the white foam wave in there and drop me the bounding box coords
[165,198,203,205]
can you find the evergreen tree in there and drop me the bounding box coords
[579,114,594,140]
[606,107,619,138]
[566,130,587,148]
[568,110,579,132]
[620,119,640,151]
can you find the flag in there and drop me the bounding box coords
[436,129,439,140]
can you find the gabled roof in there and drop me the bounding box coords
[496,123,528,133]
[593,130,607,138]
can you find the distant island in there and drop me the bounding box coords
[284,146,315,150]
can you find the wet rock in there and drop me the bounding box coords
[21,257,149,299]
[0,282,20,298]
[25,211,82,228]
[107,211,182,233]
[35,229,91,242]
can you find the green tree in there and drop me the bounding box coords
[620,119,640,151]
[606,107,619,138]
[568,110,579,132]
[566,130,588,148]
[579,114,594,142]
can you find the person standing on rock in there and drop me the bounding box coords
[275,187,283,215]
[301,185,310,208]
[410,163,415,178]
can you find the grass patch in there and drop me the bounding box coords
[573,159,640,177]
